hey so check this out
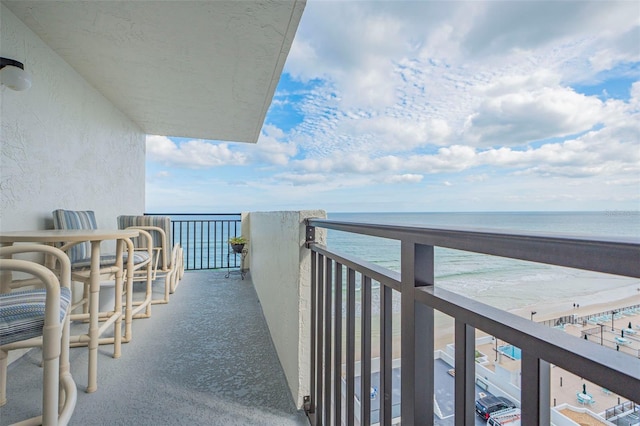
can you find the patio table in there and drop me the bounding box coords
[0,229,138,393]
[576,392,592,404]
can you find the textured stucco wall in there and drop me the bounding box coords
[0,4,145,232]
[248,210,326,407]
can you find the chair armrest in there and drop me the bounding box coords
[0,244,71,290]
[0,244,72,328]
[125,225,169,268]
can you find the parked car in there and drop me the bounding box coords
[475,395,516,420]
[487,408,521,425]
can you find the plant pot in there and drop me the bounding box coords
[231,243,245,254]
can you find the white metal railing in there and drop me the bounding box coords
[304,219,640,426]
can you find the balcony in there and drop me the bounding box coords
[3,212,639,426]
[2,1,638,424]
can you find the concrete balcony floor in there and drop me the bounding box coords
[2,270,308,425]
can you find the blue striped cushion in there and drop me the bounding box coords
[117,216,172,268]
[52,210,98,264]
[0,287,72,346]
[71,251,151,269]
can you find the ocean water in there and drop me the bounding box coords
[325,211,640,312]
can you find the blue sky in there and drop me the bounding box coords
[146,1,640,213]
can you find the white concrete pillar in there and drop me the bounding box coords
[247,210,326,407]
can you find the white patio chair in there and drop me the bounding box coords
[0,245,77,425]
[117,215,184,304]
[52,209,153,325]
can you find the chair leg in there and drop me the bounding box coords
[41,323,61,425]
[0,349,7,406]
[170,247,184,293]
[58,311,77,425]
[150,269,170,305]
[82,282,90,315]
[178,247,184,279]
[144,262,152,316]
[163,268,170,303]
[131,264,153,319]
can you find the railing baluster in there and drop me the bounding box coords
[186,221,191,269]
[199,221,203,269]
[225,221,230,268]
[207,221,211,269]
[454,320,475,426]
[380,284,392,426]
[361,275,372,426]
[333,263,343,426]
[216,221,221,269]
[323,258,332,425]
[310,252,317,422]
[316,254,325,425]
[346,267,356,426]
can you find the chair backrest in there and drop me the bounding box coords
[52,209,98,263]
[117,215,172,268]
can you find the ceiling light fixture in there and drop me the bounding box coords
[0,57,32,91]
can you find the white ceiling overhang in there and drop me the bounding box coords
[3,0,306,143]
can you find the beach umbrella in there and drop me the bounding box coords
[583,384,587,394]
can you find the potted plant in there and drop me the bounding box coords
[229,236,247,254]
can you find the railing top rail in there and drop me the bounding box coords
[307,218,640,278]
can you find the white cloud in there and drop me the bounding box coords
[466,174,489,183]
[586,18,640,73]
[404,146,477,174]
[349,116,452,151]
[462,75,604,147]
[630,82,640,109]
[477,125,640,178]
[385,174,423,184]
[146,135,247,168]
[289,119,639,184]
[146,128,300,169]
[272,172,328,186]
[251,125,298,166]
